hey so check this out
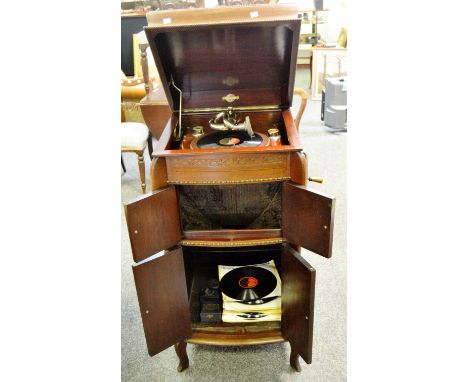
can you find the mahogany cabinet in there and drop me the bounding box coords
[123,4,336,372]
[124,182,334,371]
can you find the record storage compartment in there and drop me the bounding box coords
[183,245,283,343]
[124,180,334,367]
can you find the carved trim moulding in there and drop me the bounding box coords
[167,176,291,185]
[180,238,285,247]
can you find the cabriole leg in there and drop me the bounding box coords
[290,343,301,372]
[174,341,189,372]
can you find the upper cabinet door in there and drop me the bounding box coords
[282,182,335,258]
[281,244,316,364]
[124,186,181,263]
[133,246,192,356]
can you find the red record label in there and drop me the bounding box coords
[218,137,241,146]
[238,276,259,289]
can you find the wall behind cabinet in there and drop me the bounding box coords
[121,16,147,77]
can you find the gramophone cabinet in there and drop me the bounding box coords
[124,5,336,373]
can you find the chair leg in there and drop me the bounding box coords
[121,155,126,173]
[147,133,153,159]
[137,152,146,193]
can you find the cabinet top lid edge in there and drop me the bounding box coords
[144,5,301,112]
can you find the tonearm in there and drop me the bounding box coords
[209,107,255,138]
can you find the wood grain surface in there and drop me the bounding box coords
[281,244,316,364]
[140,86,171,140]
[187,330,284,346]
[124,186,181,262]
[282,182,335,258]
[145,18,300,111]
[165,152,291,185]
[132,246,192,356]
[146,5,298,28]
[150,156,169,191]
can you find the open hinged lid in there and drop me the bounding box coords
[144,5,301,112]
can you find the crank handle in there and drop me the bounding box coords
[308,177,324,184]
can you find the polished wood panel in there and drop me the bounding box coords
[181,238,284,248]
[181,228,282,247]
[281,244,316,364]
[282,182,335,258]
[147,4,298,27]
[290,151,308,186]
[183,228,281,239]
[145,19,300,111]
[132,247,192,356]
[192,321,281,333]
[188,331,284,346]
[177,89,283,112]
[150,156,168,191]
[153,117,173,153]
[165,152,290,185]
[140,86,172,140]
[282,109,301,148]
[124,186,181,262]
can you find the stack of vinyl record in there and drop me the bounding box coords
[218,261,281,322]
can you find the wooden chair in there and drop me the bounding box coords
[121,104,151,193]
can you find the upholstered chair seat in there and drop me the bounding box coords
[121,121,151,193]
[121,122,149,151]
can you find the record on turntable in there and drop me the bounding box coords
[189,107,270,149]
[190,130,269,149]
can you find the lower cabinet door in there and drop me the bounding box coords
[282,181,335,258]
[281,243,316,364]
[132,246,192,356]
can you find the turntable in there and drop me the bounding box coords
[190,107,263,148]
[125,4,336,374]
[187,107,272,149]
[191,130,268,149]
[176,107,284,151]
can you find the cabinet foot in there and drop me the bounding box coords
[290,344,301,372]
[174,342,189,372]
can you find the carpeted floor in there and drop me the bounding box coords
[121,68,347,381]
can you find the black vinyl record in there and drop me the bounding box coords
[220,266,277,301]
[196,131,263,149]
